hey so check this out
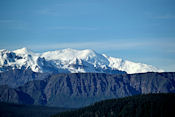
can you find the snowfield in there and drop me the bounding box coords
[0,48,164,74]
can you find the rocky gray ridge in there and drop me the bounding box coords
[0,69,50,88]
[0,71,174,108]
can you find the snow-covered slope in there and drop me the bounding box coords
[0,48,164,74]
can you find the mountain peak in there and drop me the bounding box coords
[41,48,98,61]
[13,47,32,55]
[62,48,78,52]
[0,48,164,74]
[61,48,96,54]
[0,49,9,53]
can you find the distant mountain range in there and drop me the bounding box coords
[0,48,172,109]
[0,48,163,74]
[0,70,174,108]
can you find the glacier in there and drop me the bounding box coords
[0,48,164,74]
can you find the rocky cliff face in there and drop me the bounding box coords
[0,69,49,88]
[0,71,175,108]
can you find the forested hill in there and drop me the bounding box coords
[0,102,71,117]
[53,93,175,117]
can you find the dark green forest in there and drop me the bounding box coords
[1,93,175,117]
[0,102,71,117]
[53,93,175,117]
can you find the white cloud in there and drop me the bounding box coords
[0,19,15,23]
[27,41,150,51]
[153,14,175,19]
[25,39,175,54]
[0,19,27,30]
[50,26,98,30]
[38,8,59,16]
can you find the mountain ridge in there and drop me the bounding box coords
[0,48,163,74]
[0,71,174,108]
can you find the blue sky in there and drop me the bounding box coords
[0,0,175,71]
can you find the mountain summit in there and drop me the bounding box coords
[0,48,163,74]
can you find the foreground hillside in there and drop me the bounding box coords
[53,93,175,117]
[0,71,175,108]
[0,102,71,117]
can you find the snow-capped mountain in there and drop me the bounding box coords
[0,48,164,74]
